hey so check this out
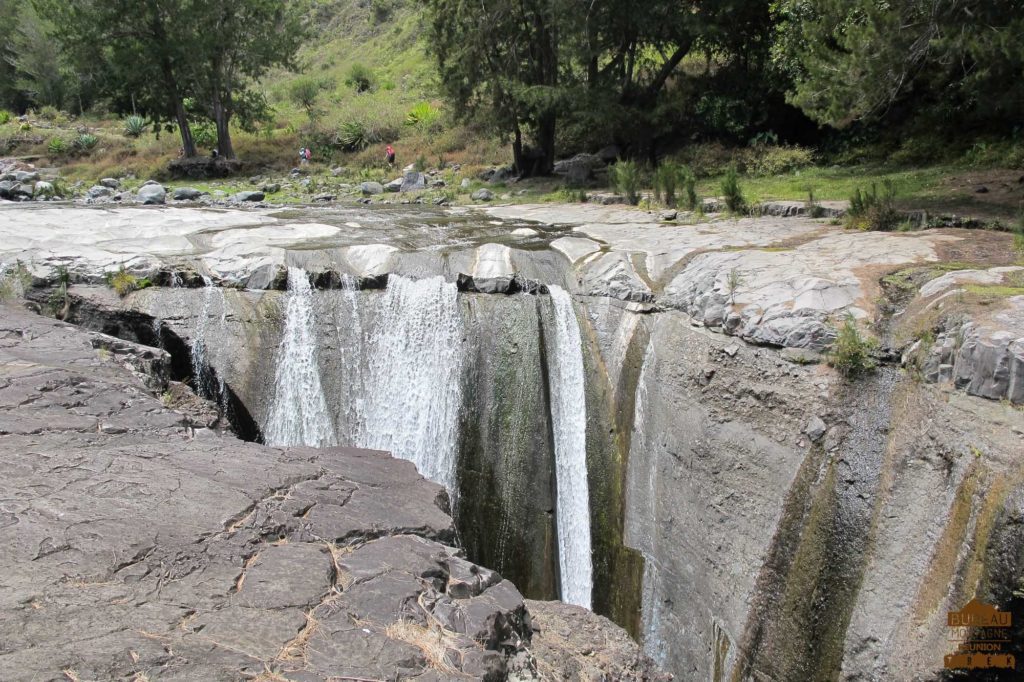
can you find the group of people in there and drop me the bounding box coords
[296,144,397,167]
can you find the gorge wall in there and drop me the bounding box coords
[6,202,1024,680]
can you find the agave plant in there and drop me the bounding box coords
[47,137,68,156]
[123,115,146,138]
[405,102,440,128]
[337,120,370,151]
[72,134,99,154]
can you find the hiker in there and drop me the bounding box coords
[299,147,308,165]
[305,147,312,163]
[385,144,396,167]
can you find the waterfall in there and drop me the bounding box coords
[191,276,216,397]
[264,267,337,448]
[545,285,593,609]
[357,275,464,498]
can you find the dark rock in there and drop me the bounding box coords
[261,183,280,194]
[975,185,989,194]
[232,190,265,202]
[471,188,495,202]
[172,187,203,201]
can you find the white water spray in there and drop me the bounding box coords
[357,275,464,497]
[264,268,337,448]
[545,285,593,609]
[191,276,216,397]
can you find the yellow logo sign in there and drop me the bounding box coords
[945,599,1015,671]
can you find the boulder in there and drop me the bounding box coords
[400,171,427,192]
[232,190,265,202]
[461,178,472,191]
[141,179,161,187]
[13,170,40,183]
[0,180,17,199]
[313,193,335,202]
[384,178,403,193]
[360,181,384,196]
[172,187,203,201]
[99,177,120,189]
[471,188,495,202]
[804,416,827,442]
[137,183,166,205]
[87,185,113,199]
[261,183,281,194]
[596,144,621,163]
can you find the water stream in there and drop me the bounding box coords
[263,267,337,447]
[546,285,594,609]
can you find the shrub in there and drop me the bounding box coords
[106,265,150,297]
[39,105,59,122]
[20,122,31,131]
[611,160,642,205]
[847,180,900,231]
[743,145,814,176]
[72,134,99,154]
[47,137,68,156]
[653,162,679,207]
[721,165,745,214]
[337,120,372,151]
[406,102,441,129]
[371,0,392,23]
[828,315,879,378]
[345,63,375,93]
[681,166,698,210]
[123,115,146,138]
[288,77,327,122]
[0,110,10,125]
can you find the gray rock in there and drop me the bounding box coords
[232,190,265,202]
[137,183,166,205]
[313,193,335,202]
[360,181,384,196]
[13,170,39,183]
[98,177,120,189]
[461,178,472,191]
[471,188,495,202]
[384,177,403,193]
[141,179,161,187]
[172,187,203,201]
[781,347,824,364]
[804,416,827,442]
[0,180,15,199]
[400,171,427,192]
[661,209,678,221]
[261,183,280,194]
[87,185,113,199]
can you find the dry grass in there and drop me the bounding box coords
[384,620,463,676]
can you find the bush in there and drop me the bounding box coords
[123,115,146,138]
[847,181,900,231]
[288,77,328,121]
[406,102,441,129]
[47,137,68,156]
[681,166,698,210]
[39,105,60,122]
[72,134,99,154]
[742,145,814,176]
[345,63,375,93]
[721,165,745,214]
[653,162,680,207]
[106,265,150,298]
[337,120,372,151]
[611,160,642,205]
[0,110,10,125]
[828,315,879,378]
[805,187,825,218]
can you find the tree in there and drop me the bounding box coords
[7,4,77,111]
[773,0,1024,131]
[288,76,328,125]
[188,0,306,159]
[37,0,202,156]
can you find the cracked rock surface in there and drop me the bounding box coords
[0,304,663,681]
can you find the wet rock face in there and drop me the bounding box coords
[0,304,664,681]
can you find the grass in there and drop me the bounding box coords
[107,266,150,297]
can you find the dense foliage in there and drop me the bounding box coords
[1,0,1021,167]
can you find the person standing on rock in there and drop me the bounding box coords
[385,144,396,168]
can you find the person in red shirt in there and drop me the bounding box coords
[385,144,396,167]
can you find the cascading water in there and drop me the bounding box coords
[191,276,216,397]
[263,267,337,448]
[545,285,593,609]
[356,275,464,498]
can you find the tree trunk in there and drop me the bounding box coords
[212,90,235,160]
[512,122,524,175]
[536,112,556,176]
[174,99,197,158]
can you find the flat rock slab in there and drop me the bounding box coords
[0,304,548,681]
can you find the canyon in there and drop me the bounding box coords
[2,201,1023,680]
